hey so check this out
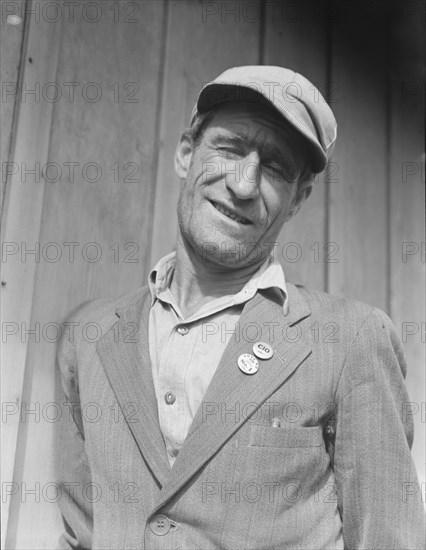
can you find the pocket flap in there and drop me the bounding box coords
[249,425,323,447]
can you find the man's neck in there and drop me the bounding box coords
[169,234,265,319]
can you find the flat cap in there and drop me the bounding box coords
[191,65,337,173]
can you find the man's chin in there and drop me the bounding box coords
[193,236,269,269]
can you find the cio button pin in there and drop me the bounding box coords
[238,353,259,375]
[253,342,274,360]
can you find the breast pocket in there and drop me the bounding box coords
[248,425,323,448]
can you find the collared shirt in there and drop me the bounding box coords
[147,251,288,466]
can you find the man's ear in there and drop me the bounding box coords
[174,134,194,179]
[287,180,313,219]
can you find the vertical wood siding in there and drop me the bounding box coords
[2,1,63,544]
[2,1,424,547]
[0,0,27,212]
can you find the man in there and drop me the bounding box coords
[56,66,424,549]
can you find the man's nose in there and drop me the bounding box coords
[224,151,260,200]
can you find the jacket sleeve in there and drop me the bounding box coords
[333,307,425,550]
[55,315,93,549]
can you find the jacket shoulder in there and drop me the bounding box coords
[289,284,406,377]
[289,283,395,334]
[60,285,150,353]
[66,285,149,323]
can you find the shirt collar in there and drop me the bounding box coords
[148,251,176,300]
[148,251,288,313]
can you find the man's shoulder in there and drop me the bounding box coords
[289,282,373,315]
[287,282,393,332]
[64,285,150,335]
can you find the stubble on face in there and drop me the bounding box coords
[176,102,308,271]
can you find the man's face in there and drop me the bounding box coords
[175,101,311,269]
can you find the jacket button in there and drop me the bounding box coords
[149,514,171,535]
[165,391,176,405]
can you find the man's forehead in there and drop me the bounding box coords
[203,102,307,158]
[206,102,298,137]
[207,100,289,126]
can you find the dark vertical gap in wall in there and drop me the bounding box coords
[324,0,333,294]
[145,0,170,280]
[258,0,266,64]
[385,2,392,317]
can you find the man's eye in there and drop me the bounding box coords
[217,146,241,156]
[264,163,285,176]
[264,163,299,184]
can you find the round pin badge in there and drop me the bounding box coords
[238,353,259,375]
[253,341,274,360]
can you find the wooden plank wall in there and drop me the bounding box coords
[0,0,27,212]
[0,0,28,537]
[330,0,389,311]
[1,0,63,544]
[2,0,424,547]
[388,0,425,499]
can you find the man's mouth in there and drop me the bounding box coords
[211,201,251,225]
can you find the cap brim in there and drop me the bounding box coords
[196,83,327,173]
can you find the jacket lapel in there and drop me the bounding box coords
[152,283,312,513]
[96,289,171,488]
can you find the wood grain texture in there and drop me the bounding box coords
[1,4,63,547]
[388,3,425,487]
[0,0,27,213]
[328,0,388,311]
[10,1,167,547]
[262,0,329,290]
[150,0,262,266]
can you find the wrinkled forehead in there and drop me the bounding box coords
[207,100,297,132]
[203,101,311,164]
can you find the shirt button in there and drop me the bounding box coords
[149,514,171,535]
[164,391,176,405]
[169,448,179,458]
[176,325,189,335]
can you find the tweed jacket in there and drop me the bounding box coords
[56,282,424,550]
